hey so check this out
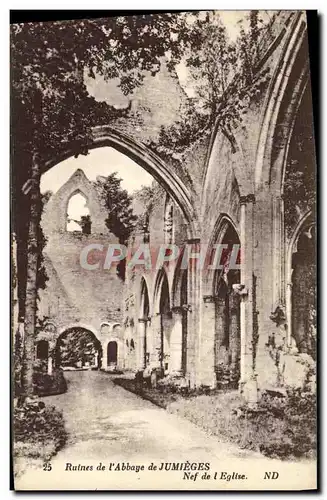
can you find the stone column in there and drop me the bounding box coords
[137,318,147,370]
[215,296,228,379]
[272,195,284,305]
[229,291,240,386]
[285,282,293,347]
[239,194,258,402]
[47,340,56,375]
[150,313,162,369]
[170,306,183,374]
[200,296,216,387]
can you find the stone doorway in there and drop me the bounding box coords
[107,341,118,367]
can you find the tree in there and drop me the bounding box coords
[94,173,137,280]
[95,173,137,244]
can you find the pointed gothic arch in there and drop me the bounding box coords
[43,127,199,239]
[255,12,309,191]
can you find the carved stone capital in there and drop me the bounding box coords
[203,295,215,304]
[172,305,183,314]
[240,194,255,205]
[186,238,201,245]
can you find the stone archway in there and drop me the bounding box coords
[213,223,241,388]
[66,190,91,234]
[291,224,316,358]
[55,326,102,370]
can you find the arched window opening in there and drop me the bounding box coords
[164,197,174,244]
[66,192,92,234]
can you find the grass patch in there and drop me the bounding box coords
[115,374,316,460]
[168,387,316,460]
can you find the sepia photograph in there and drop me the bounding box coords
[11,10,317,491]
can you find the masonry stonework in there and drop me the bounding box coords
[38,169,125,371]
[36,12,315,399]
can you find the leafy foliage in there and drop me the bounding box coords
[132,181,166,232]
[94,173,138,280]
[255,385,316,458]
[150,11,274,159]
[94,173,137,243]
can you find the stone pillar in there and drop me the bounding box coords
[184,238,201,387]
[170,306,183,374]
[200,296,216,387]
[229,292,240,386]
[285,282,293,347]
[239,194,258,402]
[137,318,147,369]
[215,296,228,379]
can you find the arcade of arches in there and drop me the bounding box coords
[27,12,316,400]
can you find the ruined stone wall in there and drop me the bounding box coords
[39,169,125,340]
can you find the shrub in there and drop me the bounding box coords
[14,400,67,452]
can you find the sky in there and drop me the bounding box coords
[40,147,154,195]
